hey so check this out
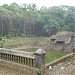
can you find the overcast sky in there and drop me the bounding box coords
[0,0,75,8]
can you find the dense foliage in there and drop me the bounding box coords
[0,3,75,37]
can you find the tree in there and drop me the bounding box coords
[0,4,75,37]
[43,19,59,36]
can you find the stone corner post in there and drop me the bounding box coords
[34,48,46,70]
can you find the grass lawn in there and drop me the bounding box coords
[45,51,68,64]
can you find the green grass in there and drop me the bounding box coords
[1,37,49,48]
[57,31,70,35]
[45,51,68,64]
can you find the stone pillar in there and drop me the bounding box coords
[32,59,34,67]
[24,57,26,65]
[28,58,30,66]
[34,48,46,70]
[26,58,28,65]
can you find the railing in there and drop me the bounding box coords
[0,52,34,67]
[0,48,35,68]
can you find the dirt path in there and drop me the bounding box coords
[11,45,42,51]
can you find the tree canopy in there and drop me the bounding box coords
[0,3,75,37]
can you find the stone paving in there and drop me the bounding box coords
[46,59,75,75]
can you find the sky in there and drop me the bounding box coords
[0,0,75,8]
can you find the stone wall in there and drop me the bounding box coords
[50,42,73,52]
[0,59,39,75]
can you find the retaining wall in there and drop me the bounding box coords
[0,58,39,75]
